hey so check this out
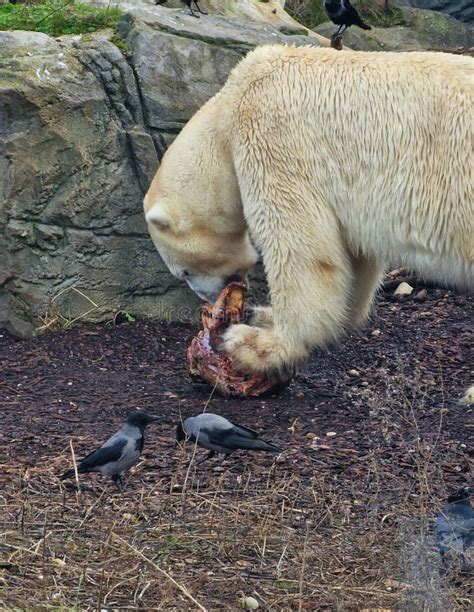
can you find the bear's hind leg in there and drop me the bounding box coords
[347,254,384,328]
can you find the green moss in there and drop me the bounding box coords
[0,0,123,37]
[110,33,129,52]
[356,0,406,28]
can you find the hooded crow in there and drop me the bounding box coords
[176,413,282,463]
[60,411,160,490]
[155,0,206,17]
[324,0,371,35]
[183,0,207,17]
[435,487,474,568]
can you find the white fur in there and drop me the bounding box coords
[144,46,473,374]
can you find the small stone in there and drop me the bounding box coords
[306,432,317,440]
[348,369,360,377]
[240,596,259,610]
[460,387,474,406]
[414,288,428,302]
[294,391,305,397]
[394,282,413,296]
[326,431,337,437]
[361,381,369,387]
[371,329,381,336]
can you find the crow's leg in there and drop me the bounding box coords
[196,450,216,465]
[188,5,200,17]
[194,0,207,14]
[340,24,348,35]
[336,24,343,34]
[112,474,124,492]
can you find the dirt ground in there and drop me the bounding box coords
[0,278,473,610]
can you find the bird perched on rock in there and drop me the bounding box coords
[60,411,160,491]
[324,0,371,35]
[435,487,474,569]
[182,0,207,18]
[176,413,282,463]
[155,0,207,18]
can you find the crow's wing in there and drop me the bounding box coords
[203,424,279,452]
[232,423,259,439]
[79,438,127,472]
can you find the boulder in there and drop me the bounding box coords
[314,6,474,51]
[400,0,474,27]
[0,8,315,337]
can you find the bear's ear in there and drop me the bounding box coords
[145,206,170,231]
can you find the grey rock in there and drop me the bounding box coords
[0,9,312,337]
[315,7,474,51]
[403,0,474,27]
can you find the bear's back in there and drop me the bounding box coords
[225,45,473,98]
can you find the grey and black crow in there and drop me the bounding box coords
[435,487,474,568]
[181,0,207,17]
[155,0,207,18]
[324,0,371,35]
[60,411,160,491]
[176,413,282,463]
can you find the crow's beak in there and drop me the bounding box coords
[148,415,160,423]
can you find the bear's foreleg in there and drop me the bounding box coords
[244,306,274,327]
[222,238,352,374]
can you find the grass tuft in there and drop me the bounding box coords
[0,0,123,38]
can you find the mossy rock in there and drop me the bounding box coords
[314,7,474,51]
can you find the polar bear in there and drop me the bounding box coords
[144,45,473,375]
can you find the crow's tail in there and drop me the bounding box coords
[60,468,76,480]
[358,19,371,30]
[242,438,282,454]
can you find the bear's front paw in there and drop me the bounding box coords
[222,324,280,373]
[243,306,274,328]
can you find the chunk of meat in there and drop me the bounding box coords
[187,282,287,397]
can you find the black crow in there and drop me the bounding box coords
[176,413,282,463]
[155,0,207,18]
[182,0,207,18]
[324,0,371,35]
[60,411,160,491]
[435,487,474,568]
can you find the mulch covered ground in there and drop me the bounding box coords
[0,278,472,610]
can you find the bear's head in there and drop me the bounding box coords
[144,108,258,303]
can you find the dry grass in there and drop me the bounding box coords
[1,380,472,611]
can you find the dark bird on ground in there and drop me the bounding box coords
[176,413,282,463]
[435,487,474,568]
[60,411,160,491]
[324,0,371,35]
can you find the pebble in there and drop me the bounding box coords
[414,288,428,302]
[394,282,413,296]
[326,431,337,437]
[348,369,360,377]
[240,596,259,610]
